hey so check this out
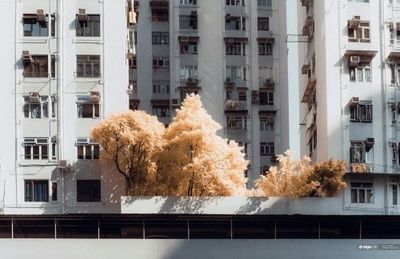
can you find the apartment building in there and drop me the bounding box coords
[298,0,400,214]
[0,0,129,214]
[130,0,295,184]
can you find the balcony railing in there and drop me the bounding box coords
[224,100,247,111]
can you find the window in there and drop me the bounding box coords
[349,103,373,122]
[226,42,246,56]
[260,116,274,131]
[259,91,274,105]
[179,15,198,30]
[151,9,168,22]
[348,21,370,43]
[152,106,170,117]
[259,66,274,80]
[23,96,49,119]
[77,138,100,160]
[260,142,274,156]
[258,17,269,31]
[390,142,397,165]
[349,63,371,82]
[237,142,247,156]
[76,14,100,37]
[393,184,398,206]
[350,142,365,163]
[350,182,373,204]
[238,91,247,101]
[258,0,272,7]
[226,0,244,6]
[180,41,198,54]
[153,81,170,94]
[180,65,198,80]
[23,14,48,37]
[23,55,48,78]
[152,32,169,44]
[227,116,247,130]
[226,66,247,81]
[258,42,273,55]
[76,55,101,78]
[225,16,246,31]
[51,182,58,202]
[77,96,100,118]
[152,57,169,69]
[24,138,48,160]
[24,180,49,202]
[77,180,101,202]
[180,0,197,5]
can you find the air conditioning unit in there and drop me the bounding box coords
[36,9,46,22]
[349,97,359,106]
[77,8,88,22]
[29,92,40,101]
[348,16,361,28]
[57,160,69,169]
[22,51,31,63]
[90,91,100,102]
[181,36,190,43]
[76,138,89,144]
[350,55,360,63]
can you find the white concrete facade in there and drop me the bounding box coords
[132,0,297,184]
[0,0,129,215]
[298,0,400,212]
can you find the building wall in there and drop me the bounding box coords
[1,0,128,215]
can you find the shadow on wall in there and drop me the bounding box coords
[39,160,126,214]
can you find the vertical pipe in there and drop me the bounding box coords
[54,218,57,239]
[187,219,190,239]
[11,217,14,239]
[142,219,145,239]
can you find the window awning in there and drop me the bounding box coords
[151,99,170,105]
[344,50,377,58]
[258,110,277,115]
[257,37,275,43]
[388,51,400,61]
[23,14,38,20]
[301,79,316,103]
[224,37,248,43]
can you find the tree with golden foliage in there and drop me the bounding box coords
[155,94,249,196]
[255,151,346,198]
[91,110,165,195]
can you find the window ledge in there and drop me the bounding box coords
[73,38,103,44]
[18,161,58,167]
[18,38,48,44]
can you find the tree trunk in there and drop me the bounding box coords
[187,171,195,196]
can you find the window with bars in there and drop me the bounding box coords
[24,180,49,202]
[349,103,373,122]
[225,16,246,31]
[226,42,246,56]
[77,97,100,118]
[23,55,49,78]
[76,14,100,37]
[152,57,169,69]
[260,116,274,131]
[350,142,365,163]
[152,32,169,44]
[23,138,48,160]
[76,138,100,160]
[258,42,273,55]
[349,64,371,82]
[76,55,101,78]
[260,142,274,156]
[227,116,247,130]
[258,17,269,31]
[348,21,370,43]
[153,81,170,94]
[152,106,170,117]
[226,66,247,81]
[259,91,274,105]
[23,96,49,119]
[350,182,373,204]
[23,14,49,37]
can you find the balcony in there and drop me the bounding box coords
[301,76,316,103]
[300,0,313,7]
[224,100,247,111]
[350,163,374,173]
[150,0,168,9]
[260,78,274,90]
[179,77,201,89]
